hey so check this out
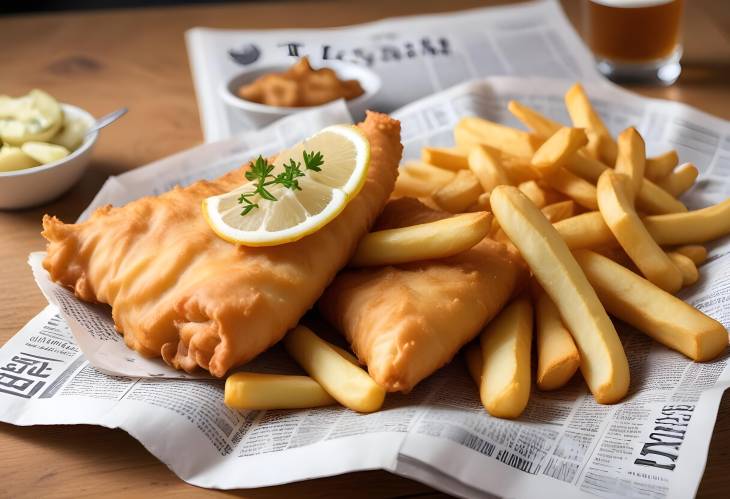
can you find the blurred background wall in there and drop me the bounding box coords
[1,1,254,15]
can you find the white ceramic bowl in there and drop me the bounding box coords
[220,60,381,127]
[0,103,98,210]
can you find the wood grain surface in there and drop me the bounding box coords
[1,1,729,497]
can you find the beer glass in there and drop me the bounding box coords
[584,0,684,85]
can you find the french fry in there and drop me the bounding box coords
[564,83,618,165]
[330,344,361,365]
[642,198,730,245]
[490,185,630,404]
[534,286,580,391]
[492,228,512,245]
[393,162,456,198]
[507,100,562,139]
[454,124,485,153]
[594,245,635,269]
[668,252,699,287]
[556,199,730,250]
[433,169,483,213]
[224,373,336,410]
[350,212,492,267]
[531,127,588,176]
[563,152,687,215]
[596,170,682,292]
[476,192,491,211]
[468,145,511,192]
[479,296,533,418]
[645,150,679,181]
[494,105,563,185]
[655,163,699,197]
[422,146,469,171]
[466,192,491,213]
[284,325,386,413]
[554,211,615,249]
[518,180,550,208]
[500,154,541,184]
[543,168,598,210]
[635,177,687,214]
[393,170,435,198]
[490,216,501,236]
[456,117,542,159]
[404,161,457,188]
[464,343,482,386]
[574,250,728,361]
[503,94,683,215]
[541,200,576,223]
[614,127,646,200]
[565,152,610,182]
[673,245,708,265]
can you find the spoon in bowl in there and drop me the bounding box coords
[85,107,127,137]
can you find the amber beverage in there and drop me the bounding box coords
[584,0,684,84]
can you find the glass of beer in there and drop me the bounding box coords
[584,0,684,85]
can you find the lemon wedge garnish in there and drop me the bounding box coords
[203,124,370,246]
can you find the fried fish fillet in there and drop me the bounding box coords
[319,197,528,393]
[42,111,402,377]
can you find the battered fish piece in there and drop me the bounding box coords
[319,198,527,393]
[42,112,402,377]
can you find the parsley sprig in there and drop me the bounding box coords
[238,150,325,216]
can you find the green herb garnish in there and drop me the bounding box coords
[238,150,324,216]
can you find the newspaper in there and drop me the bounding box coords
[186,0,603,142]
[1,77,729,498]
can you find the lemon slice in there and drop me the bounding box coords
[203,124,370,246]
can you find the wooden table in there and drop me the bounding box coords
[1,1,729,497]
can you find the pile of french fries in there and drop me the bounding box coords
[225,83,730,420]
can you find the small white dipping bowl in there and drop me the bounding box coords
[0,103,98,210]
[220,60,381,127]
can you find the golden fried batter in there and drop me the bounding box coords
[319,198,527,393]
[42,112,402,377]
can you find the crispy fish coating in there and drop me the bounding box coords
[42,112,402,377]
[319,197,528,393]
